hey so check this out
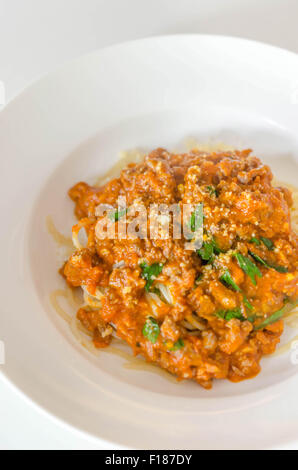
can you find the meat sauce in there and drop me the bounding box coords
[62,148,298,388]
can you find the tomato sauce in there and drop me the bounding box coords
[62,148,298,388]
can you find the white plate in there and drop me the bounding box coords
[1,35,298,450]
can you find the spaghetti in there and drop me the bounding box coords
[52,146,298,388]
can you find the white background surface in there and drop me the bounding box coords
[0,0,298,450]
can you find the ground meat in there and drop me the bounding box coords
[62,148,298,388]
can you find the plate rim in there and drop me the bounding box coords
[1,33,298,449]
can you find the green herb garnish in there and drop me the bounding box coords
[206,185,218,197]
[215,308,245,322]
[254,300,298,330]
[142,317,160,343]
[197,236,222,262]
[260,237,274,251]
[249,251,288,273]
[249,251,268,266]
[216,308,243,321]
[246,314,257,323]
[108,208,127,222]
[151,286,168,303]
[211,237,222,255]
[216,307,255,323]
[219,269,241,292]
[194,274,203,285]
[249,236,274,251]
[269,264,288,273]
[234,253,262,286]
[170,338,185,351]
[140,262,163,292]
[190,204,203,232]
[151,287,162,297]
[197,242,214,262]
[243,295,253,311]
[250,237,261,246]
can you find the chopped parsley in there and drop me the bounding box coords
[190,203,203,232]
[216,307,255,323]
[151,287,162,297]
[142,317,160,343]
[206,185,218,197]
[234,253,262,286]
[269,264,288,273]
[219,269,241,292]
[254,300,298,330]
[243,295,253,311]
[215,308,245,322]
[211,237,222,255]
[249,251,268,266]
[194,274,203,285]
[108,208,127,222]
[197,242,214,262]
[246,314,257,323]
[170,338,185,351]
[140,262,163,292]
[250,237,261,246]
[249,236,274,250]
[151,286,168,304]
[260,237,274,251]
[197,237,222,263]
[249,251,288,273]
